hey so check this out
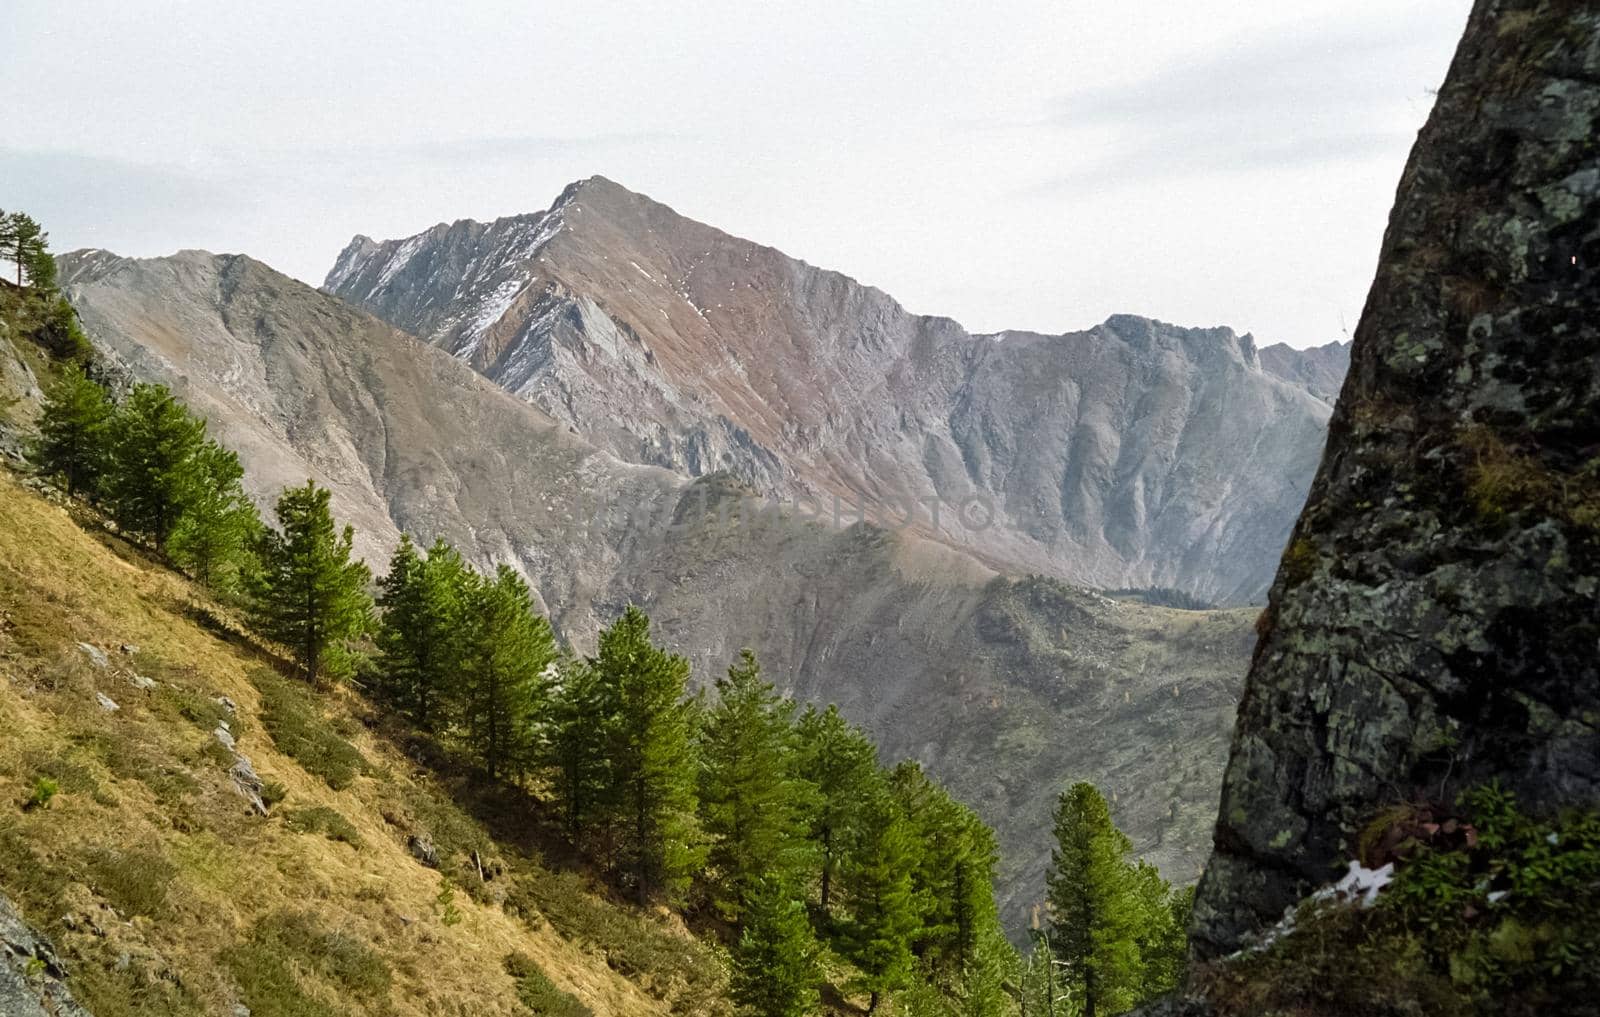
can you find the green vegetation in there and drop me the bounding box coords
[254,668,368,789]
[699,648,813,925]
[23,775,59,811]
[29,363,110,497]
[505,952,594,1017]
[732,879,821,1017]
[226,912,393,1017]
[251,480,373,687]
[1197,785,1600,1016]
[1042,782,1188,1016]
[85,848,177,918]
[284,805,363,847]
[0,208,92,362]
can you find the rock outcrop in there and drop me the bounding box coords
[1192,0,1600,958]
[325,179,1338,605]
[0,892,94,1017]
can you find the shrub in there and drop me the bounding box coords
[252,669,367,790]
[260,780,288,808]
[24,776,60,811]
[284,806,362,848]
[86,848,177,917]
[226,911,392,1017]
[505,952,593,1017]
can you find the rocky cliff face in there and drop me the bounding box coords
[60,250,1259,933]
[326,180,1337,605]
[1192,0,1600,958]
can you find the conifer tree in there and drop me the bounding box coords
[376,536,470,727]
[168,441,261,592]
[795,703,879,917]
[4,212,46,287]
[457,565,556,781]
[731,877,822,1017]
[699,648,814,924]
[29,362,111,497]
[841,778,921,1014]
[1046,782,1141,1017]
[543,656,614,844]
[595,605,705,904]
[252,480,373,688]
[889,761,1000,977]
[103,383,208,549]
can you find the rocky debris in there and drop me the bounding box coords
[125,673,156,690]
[117,644,138,657]
[207,724,267,815]
[1191,0,1600,959]
[215,695,238,715]
[0,892,94,1017]
[228,754,268,817]
[94,692,119,712]
[76,643,108,670]
[408,834,439,869]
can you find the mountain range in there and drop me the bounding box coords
[57,181,1346,932]
[325,177,1341,606]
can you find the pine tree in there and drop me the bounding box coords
[595,605,705,904]
[699,648,814,925]
[28,362,111,497]
[376,536,470,727]
[795,703,879,917]
[1129,868,1189,999]
[841,778,921,1014]
[731,878,822,1017]
[543,655,613,844]
[103,383,209,549]
[5,213,46,288]
[168,441,261,592]
[1046,782,1141,1017]
[457,565,556,781]
[888,761,1000,978]
[252,480,373,688]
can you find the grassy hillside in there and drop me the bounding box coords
[0,467,727,1017]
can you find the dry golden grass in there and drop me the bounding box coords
[0,470,679,1017]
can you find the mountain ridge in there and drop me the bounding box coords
[324,176,1340,606]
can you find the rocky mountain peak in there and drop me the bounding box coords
[324,180,1343,605]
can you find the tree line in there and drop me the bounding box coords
[22,213,1196,1015]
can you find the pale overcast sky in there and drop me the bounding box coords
[3,1,1471,348]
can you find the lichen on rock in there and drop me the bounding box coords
[1191,0,1600,961]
